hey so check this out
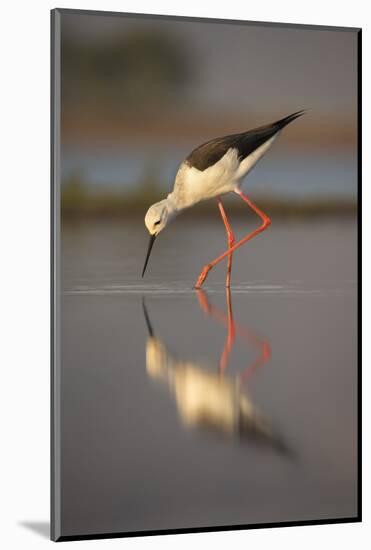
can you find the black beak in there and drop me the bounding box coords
[141,298,154,337]
[142,234,156,278]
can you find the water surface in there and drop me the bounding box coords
[60,218,357,536]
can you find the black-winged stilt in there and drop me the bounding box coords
[142,111,305,287]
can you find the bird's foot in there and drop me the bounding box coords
[195,288,212,314]
[194,265,211,289]
[262,341,272,362]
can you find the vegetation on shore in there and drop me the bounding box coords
[61,176,356,221]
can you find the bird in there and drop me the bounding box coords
[142,291,289,453]
[142,110,305,288]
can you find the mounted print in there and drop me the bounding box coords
[51,8,361,541]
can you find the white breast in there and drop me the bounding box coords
[174,149,240,208]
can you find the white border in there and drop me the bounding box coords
[0,1,368,548]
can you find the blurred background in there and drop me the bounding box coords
[60,12,358,219]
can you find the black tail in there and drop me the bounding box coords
[274,110,306,130]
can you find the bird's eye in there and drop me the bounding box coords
[154,220,161,226]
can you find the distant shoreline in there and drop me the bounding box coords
[61,190,356,222]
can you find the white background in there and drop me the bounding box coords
[0,1,368,548]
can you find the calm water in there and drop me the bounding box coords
[60,217,358,536]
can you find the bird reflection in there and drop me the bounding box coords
[143,289,288,453]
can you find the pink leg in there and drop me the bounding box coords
[219,288,236,373]
[217,198,235,288]
[195,189,271,288]
[196,288,235,374]
[196,288,270,378]
[239,340,271,385]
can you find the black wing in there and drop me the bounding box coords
[186,110,305,172]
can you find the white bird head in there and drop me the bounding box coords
[144,199,171,236]
[142,199,177,277]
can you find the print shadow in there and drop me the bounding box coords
[18,521,49,539]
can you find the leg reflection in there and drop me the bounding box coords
[196,288,271,383]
